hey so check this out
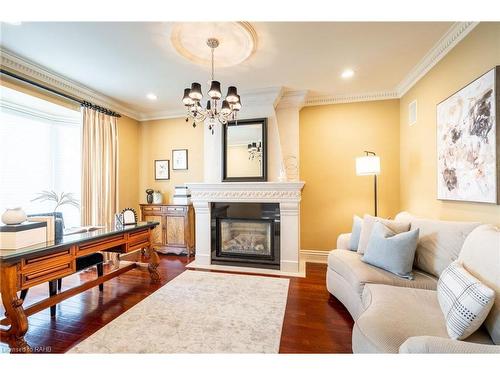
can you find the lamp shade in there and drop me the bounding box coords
[189,82,202,101]
[226,86,238,104]
[182,88,194,106]
[356,155,380,176]
[208,80,222,99]
[221,100,231,115]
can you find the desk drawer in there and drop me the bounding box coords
[21,260,75,289]
[21,248,73,272]
[77,234,126,256]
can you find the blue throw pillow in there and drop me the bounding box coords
[349,215,363,251]
[362,222,419,279]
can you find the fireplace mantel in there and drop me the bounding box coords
[187,182,305,203]
[186,181,305,275]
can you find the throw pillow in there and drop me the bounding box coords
[437,261,495,340]
[348,215,363,251]
[361,222,419,279]
[357,214,410,254]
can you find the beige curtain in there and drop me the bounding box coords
[81,107,119,264]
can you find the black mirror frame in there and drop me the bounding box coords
[222,117,268,182]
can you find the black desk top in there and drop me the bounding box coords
[0,222,159,263]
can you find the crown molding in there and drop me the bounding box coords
[276,90,308,110]
[305,90,399,106]
[396,21,479,97]
[0,47,141,120]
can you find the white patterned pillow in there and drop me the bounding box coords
[437,261,495,340]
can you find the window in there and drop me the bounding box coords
[0,86,82,227]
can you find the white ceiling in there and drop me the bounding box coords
[0,22,454,118]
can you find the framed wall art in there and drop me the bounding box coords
[154,159,170,180]
[172,149,188,170]
[436,66,499,204]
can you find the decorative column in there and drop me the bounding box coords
[279,201,301,273]
[192,200,211,265]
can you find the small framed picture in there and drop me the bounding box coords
[155,159,170,180]
[172,149,188,170]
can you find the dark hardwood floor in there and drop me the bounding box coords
[0,255,353,354]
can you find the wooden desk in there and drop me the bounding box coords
[0,222,160,353]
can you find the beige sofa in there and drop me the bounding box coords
[326,212,500,353]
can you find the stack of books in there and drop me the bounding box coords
[172,186,191,205]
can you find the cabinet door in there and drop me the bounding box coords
[166,216,186,246]
[143,214,164,245]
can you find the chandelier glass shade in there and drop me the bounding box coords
[182,38,242,133]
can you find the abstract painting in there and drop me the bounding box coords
[437,67,499,204]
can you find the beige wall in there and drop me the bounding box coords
[400,22,500,225]
[300,99,401,250]
[139,117,204,204]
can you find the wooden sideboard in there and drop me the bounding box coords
[140,204,195,257]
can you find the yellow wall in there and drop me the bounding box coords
[300,99,401,250]
[139,117,204,204]
[400,22,500,224]
[117,115,141,212]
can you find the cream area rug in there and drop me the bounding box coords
[69,270,290,353]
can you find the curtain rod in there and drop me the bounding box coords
[0,69,121,118]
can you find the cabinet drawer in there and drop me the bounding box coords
[128,240,150,252]
[21,259,75,289]
[142,206,163,213]
[21,248,73,272]
[77,234,126,256]
[128,228,149,242]
[165,206,186,213]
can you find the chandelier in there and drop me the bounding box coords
[248,141,262,161]
[182,38,242,133]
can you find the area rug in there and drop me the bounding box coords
[68,270,289,353]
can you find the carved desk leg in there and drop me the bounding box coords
[0,264,32,353]
[146,245,161,284]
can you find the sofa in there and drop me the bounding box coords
[326,212,500,353]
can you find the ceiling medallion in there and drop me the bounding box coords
[181,37,242,133]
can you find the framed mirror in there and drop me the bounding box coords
[222,118,267,182]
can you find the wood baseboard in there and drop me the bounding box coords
[300,249,330,264]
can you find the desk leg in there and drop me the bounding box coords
[146,246,161,284]
[0,264,32,353]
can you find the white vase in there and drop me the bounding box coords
[1,207,27,225]
[152,191,163,204]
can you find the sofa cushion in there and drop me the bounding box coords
[362,223,419,279]
[349,215,363,251]
[458,225,500,345]
[357,215,410,254]
[437,261,495,340]
[395,212,480,278]
[327,250,437,298]
[353,284,494,353]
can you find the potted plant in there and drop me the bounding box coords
[31,191,80,240]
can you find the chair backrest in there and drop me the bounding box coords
[458,224,500,345]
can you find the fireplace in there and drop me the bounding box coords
[211,202,280,269]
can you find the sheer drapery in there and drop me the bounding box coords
[81,107,119,266]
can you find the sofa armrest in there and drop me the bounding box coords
[399,336,500,354]
[336,233,352,250]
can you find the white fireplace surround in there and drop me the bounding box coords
[186,181,305,275]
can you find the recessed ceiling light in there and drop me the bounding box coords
[146,93,158,101]
[341,69,355,79]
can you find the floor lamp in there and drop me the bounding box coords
[356,151,381,217]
